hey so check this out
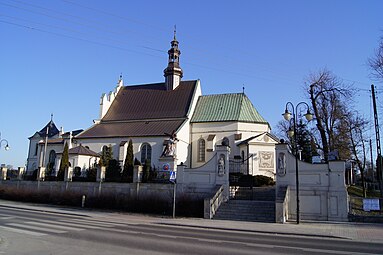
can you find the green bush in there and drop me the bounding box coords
[254,175,275,186]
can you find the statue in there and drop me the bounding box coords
[161,131,178,157]
[218,155,225,176]
[277,152,286,176]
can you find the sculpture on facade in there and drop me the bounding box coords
[161,131,178,157]
[277,152,286,176]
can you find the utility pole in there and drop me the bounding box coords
[371,85,383,197]
[370,139,374,183]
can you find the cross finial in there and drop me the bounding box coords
[50,113,53,121]
[173,25,177,40]
[242,86,245,94]
[119,73,123,80]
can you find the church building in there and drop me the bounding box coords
[26,33,278,179]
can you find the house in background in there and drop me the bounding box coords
[26,34,277,178]
[26,118,84,175]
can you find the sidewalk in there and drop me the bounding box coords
[1,199,383,243]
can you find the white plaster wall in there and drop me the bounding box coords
[190,121,270,168]
[177,145,230,198]
[249,143,276,178]
[275,143,348,222]
[26,137,40,172]
[99,80,123,119]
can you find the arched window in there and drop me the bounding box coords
[141,143,152,163]
[48,150,56,165]
[198,138,205,162]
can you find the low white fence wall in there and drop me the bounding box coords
[177,145,230,200]
[0,180,174,201]
[275,143,348,222]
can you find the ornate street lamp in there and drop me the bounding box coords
[0,132,10,151]
[282,102,313,224]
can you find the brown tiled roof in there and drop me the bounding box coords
[102,80,197,121]
[77,80,197,139]
[77,120,185,138]
[38,138,64,144]
[68,145,99,157]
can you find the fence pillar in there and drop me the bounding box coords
[64,167,73,182]
[215,145,230,200]
[97,166,106,182]
[37,167,45,181]
[1,167,7,180]
[133,165,143,183]
[17,167,25,180]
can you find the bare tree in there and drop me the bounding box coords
[368,37,383,82]
[346,112,369,197]
[306,69,353,161]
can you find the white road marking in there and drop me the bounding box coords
[59,218,120,227]
[24,221,85,231]
[29,219,101,229]
[0,216,15,220]
[0,225,46,237]
[6,223,66,234]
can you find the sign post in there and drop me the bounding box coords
[170,171,176,218]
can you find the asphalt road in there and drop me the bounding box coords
[0,205,382,255]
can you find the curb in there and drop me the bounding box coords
[157,222,349,240]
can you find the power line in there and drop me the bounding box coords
[0,19,162,59]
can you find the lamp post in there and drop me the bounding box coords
[282,102,313,224]
[0,132,10,151]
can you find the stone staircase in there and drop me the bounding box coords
[213,186,276,222]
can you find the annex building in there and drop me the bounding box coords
[26,34,278,178]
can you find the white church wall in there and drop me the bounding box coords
[26,138,41,173]
[190,121,270,168]
[99,79,123,119]
[175,121,191,165]
[77,136,168,170]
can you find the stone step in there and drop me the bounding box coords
[214,200,275,223]
[231,186,276,201]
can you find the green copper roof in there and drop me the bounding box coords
[190,93,268,124]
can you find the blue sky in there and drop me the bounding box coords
[0,0,382,168]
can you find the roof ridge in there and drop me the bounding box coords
[124,79,198,88]
[201,92,243,98]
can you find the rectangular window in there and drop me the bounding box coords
[35,144,38,156]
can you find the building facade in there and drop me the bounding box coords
[26,34,277,178]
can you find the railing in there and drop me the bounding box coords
[204,185,224,219]
[229,154,254,174]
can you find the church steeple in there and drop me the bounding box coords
[164,27,183,90]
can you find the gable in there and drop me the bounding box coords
[237,132,279,146]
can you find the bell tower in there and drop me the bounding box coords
[164,27,183,90]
